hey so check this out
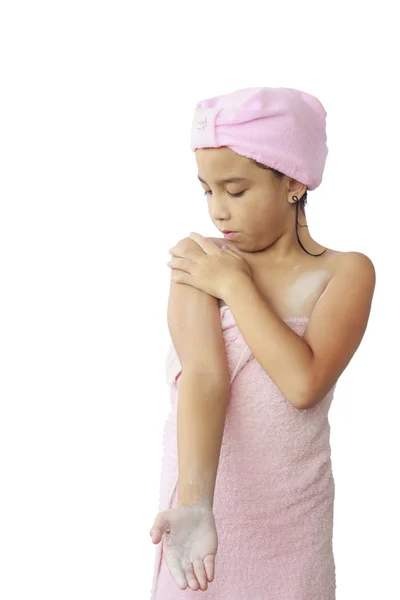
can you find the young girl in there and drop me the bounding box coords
[149,87,376,599]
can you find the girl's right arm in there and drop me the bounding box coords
[167,237,230,509]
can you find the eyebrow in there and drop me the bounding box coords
[197,175,250,185]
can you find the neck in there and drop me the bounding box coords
[258,209,326,263]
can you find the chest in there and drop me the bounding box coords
[221,261,334,320]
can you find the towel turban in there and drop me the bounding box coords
[190,86,328,191]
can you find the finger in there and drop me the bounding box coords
[150,527,162,544]
[203,554,215,582]
[189,232,219,254]
[173,249,204,260]
[171,271,186,283]
[221,245,239,258]
[167,258,192,271]
[165,553,188,590]
[183,563,200,591]
[223,242,241,254]
[193,558,208,591]
[151,511,169,542]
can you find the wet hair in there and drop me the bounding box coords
[250,159,326,257]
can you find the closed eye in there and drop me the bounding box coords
[203,190,246,198]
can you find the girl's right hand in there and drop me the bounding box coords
[150,503,218,591]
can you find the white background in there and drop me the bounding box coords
[0,1,398,598]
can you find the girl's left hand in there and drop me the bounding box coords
[167,232,252,301]
[150,503,218,591]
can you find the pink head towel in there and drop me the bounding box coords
[190,86,328,191]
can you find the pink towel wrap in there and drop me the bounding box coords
[150,305,337,599]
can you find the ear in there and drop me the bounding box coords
[288,178,307,200]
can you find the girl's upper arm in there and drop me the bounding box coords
[303,251,376,407]
[167,237,230,385]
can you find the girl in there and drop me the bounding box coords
[149,87,376,599]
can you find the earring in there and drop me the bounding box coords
[292,195,298,202]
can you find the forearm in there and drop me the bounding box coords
[224,276,314,408]
[177,370,229,509]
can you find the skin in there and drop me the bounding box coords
[194,146,344,324]
[150,146,375,592]
[196,146,329,265]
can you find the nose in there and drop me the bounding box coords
[208,194,230,222]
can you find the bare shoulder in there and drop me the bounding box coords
[169,235,211,254]
[319,250,376,313]
[331,250,376,283]
[168,236,228,258]
[299,250,376,407]
[307,248,376,341]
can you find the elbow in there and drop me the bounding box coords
[289,381,322,411]
[293,395,321,411]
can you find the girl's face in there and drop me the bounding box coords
[195,147,306,255]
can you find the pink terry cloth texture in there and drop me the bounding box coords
[150,304,337,600]
[189,86,329,191]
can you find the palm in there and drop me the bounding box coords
[151,503,218,591]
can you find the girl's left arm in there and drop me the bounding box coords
[224,252,376,410]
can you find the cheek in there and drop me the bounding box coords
[251,207,283,236]
[256,196,283,221]
[250,202,270,226]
